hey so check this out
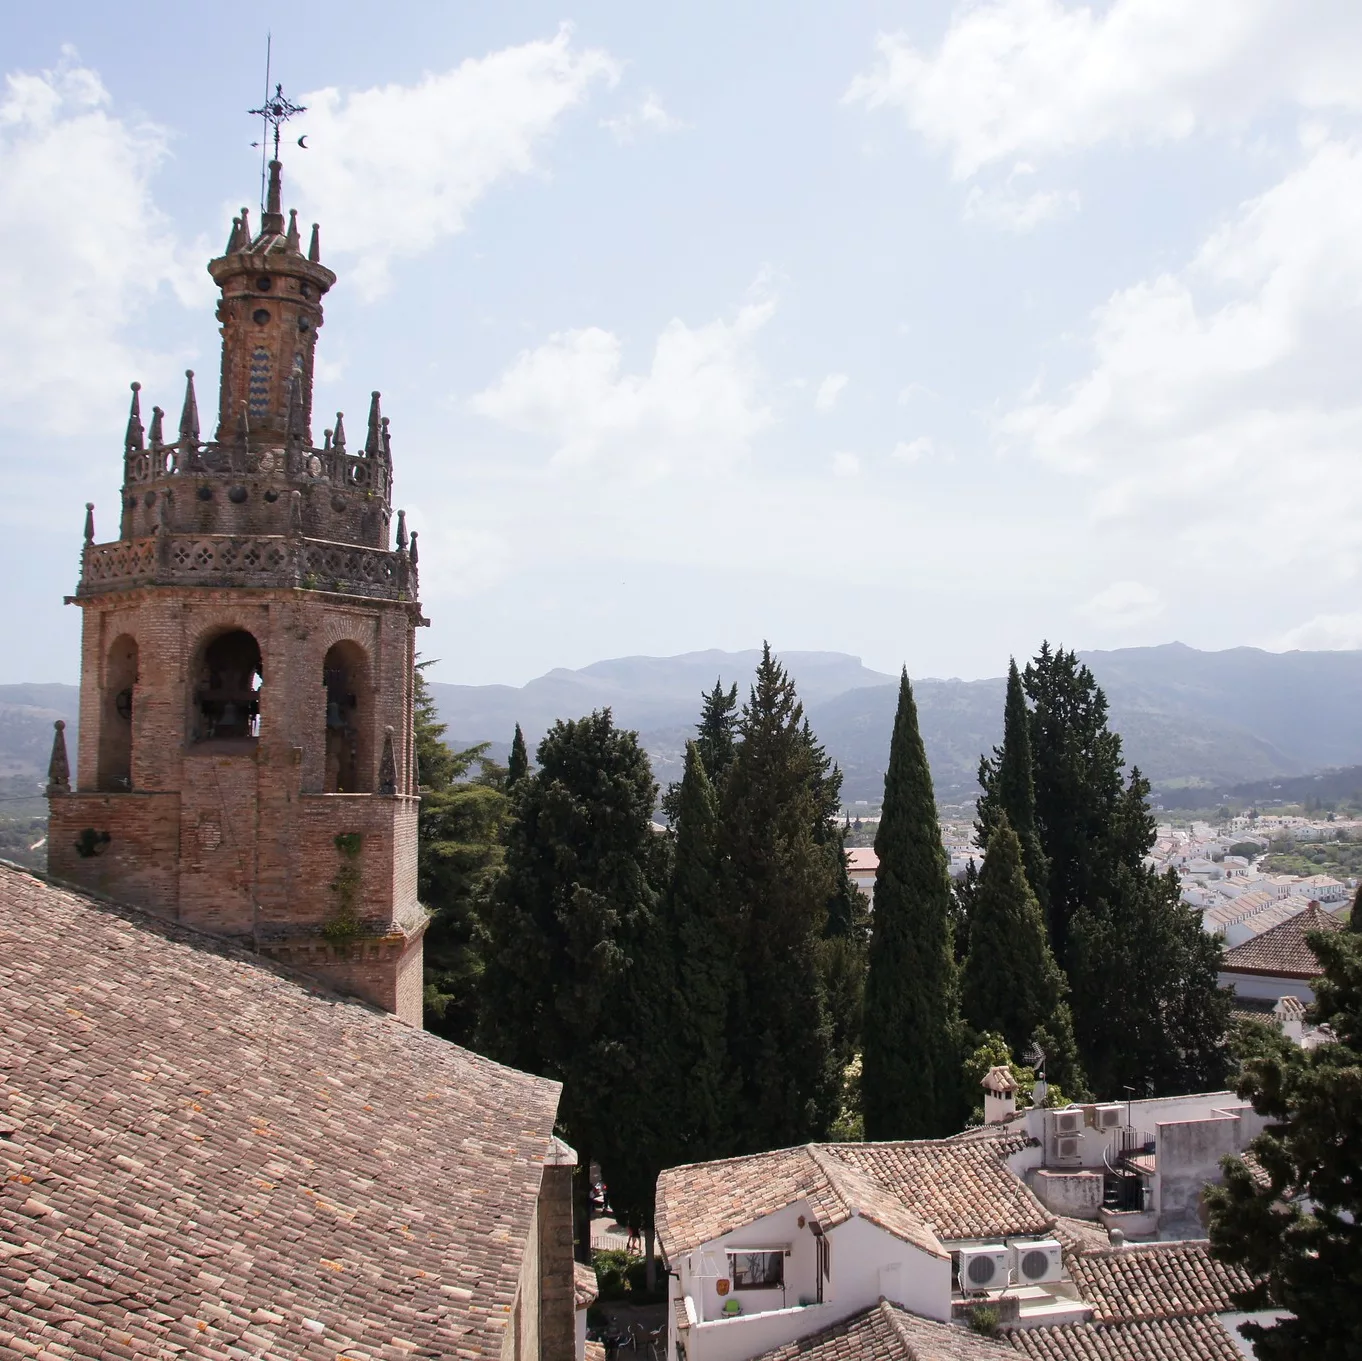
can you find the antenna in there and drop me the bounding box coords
[1024,1041,1046,1077]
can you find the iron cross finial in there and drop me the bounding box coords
[249,82,307,163]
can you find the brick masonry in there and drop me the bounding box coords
[47,164,428,1027]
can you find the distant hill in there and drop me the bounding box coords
[432,643,1362,804]
[12,644,1362,807]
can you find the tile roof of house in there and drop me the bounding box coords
[1221,901,1343,977]
[1007,1315,1241,1361]
[654,1144,947,1260]
[575,1260,599,1310]
[0,864,561,1360]
[754,1300,1015,1361]
[822,1131,1053,1243]
[1049,1217,1111,1259]
[846,849,879,873]
[1068,1241,1252,1323]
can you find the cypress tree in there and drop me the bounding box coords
[477,709,664,1257]
[977,659,1048,913]
[721,645,838,1151]
[961,815,1086,1100]
[1024,643,1126,965]
[507,722,529,787]
[862,669,962,1139]
[657,741,737,1162]
[696,679,739,788]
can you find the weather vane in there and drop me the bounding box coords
[248,35,308,212]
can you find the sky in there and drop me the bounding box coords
[6,0,1362,687]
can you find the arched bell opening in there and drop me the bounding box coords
[322,640,372,792]
[191,629,263,744]
[96,634,138,791]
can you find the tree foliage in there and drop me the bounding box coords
[720,645,839,1151]
[415,662,510,1044]
[862,669,962,1139]
[977,659,1048,914]
[507,722,529,787]
[477,710,666,1254]
[961,815,1086,1100]
[1208,928,1362,1359]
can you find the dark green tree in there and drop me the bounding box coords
[1208,928,1362,1359]
[720,645,838,1151]
[977,658,1048,914]
[862,669,962,1139]
[507,722,529,787]
[961,814,1086,1099]
[414,662,509,1043]
[477,709,664,1259]
[661,678,740,821]
[1023,643,1127,965]
[654,742,736,1164]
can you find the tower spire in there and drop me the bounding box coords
[332,412,347,454]
[124,382,144,452]
[365,392,382,457]
[179,370,200,446]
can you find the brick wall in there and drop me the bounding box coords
[538,1158,578,1361]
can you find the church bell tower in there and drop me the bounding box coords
[46,117,428,1025]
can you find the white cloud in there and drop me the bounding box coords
[999,135,1362,584]
[963,164,1079,231]
[831,451,860,478]
[602,92,686,145]
[892,437,934,463]
[293,27,619,297]
[1277,613,1362,651]
[815,372,849,413]
[845,0,1362,179]
[0,53,206,436]
[469,287,777,478]
[1079,581,1163,628]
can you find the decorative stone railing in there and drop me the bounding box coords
[79,533,417,602]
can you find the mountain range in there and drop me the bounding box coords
[9,643,1362,807]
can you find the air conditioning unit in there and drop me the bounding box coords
[1010,1239,1064,1285]
[1051,1135,1082,1166]
[1094,1103,1124,1130]
[957,1245,1010,1293]
[1049,1108,1083,1136]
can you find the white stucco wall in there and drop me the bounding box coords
[673,1204,950,1361]
[1220,971,1316,1002]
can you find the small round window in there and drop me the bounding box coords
[253,308,270,325]
[256,276,272,291]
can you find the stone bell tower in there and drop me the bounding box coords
[46,138,428,1025]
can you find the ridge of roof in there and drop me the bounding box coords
[808,1145,947,1259]
[1222,900,1343,977]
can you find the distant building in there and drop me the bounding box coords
[1219,900,1344,1004]
[847,847,878,905]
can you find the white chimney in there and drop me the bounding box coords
[1274,994,1306,1046]
[981,1064,1019,1124]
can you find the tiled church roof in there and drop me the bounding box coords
[0,864,560,1359]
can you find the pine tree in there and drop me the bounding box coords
[977,659,1048,913]
[507,722,529,787]
[1208,928,1362,1358]
[720,644,838,1151]
[477,710,664,1257]
[961,815,1086,1099]
[413,660,457,792]
[862,669,962,1139]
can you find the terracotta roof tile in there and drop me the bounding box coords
[1222,902,1343,978]
[1008,1315,1241,1361]
[0,864,561,1359]
[823,1131,1053,1242]
[575,1260,599,1309]
[655,1145,946,1260]
[1068,1241,1252,1323]
[1049,1216,1110,1259]
[754,1300,1014,1361]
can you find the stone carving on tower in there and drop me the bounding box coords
[46,113,429,1025]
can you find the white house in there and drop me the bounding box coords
[1219,900,1345,1004]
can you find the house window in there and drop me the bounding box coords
[729,1251,784,1291]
